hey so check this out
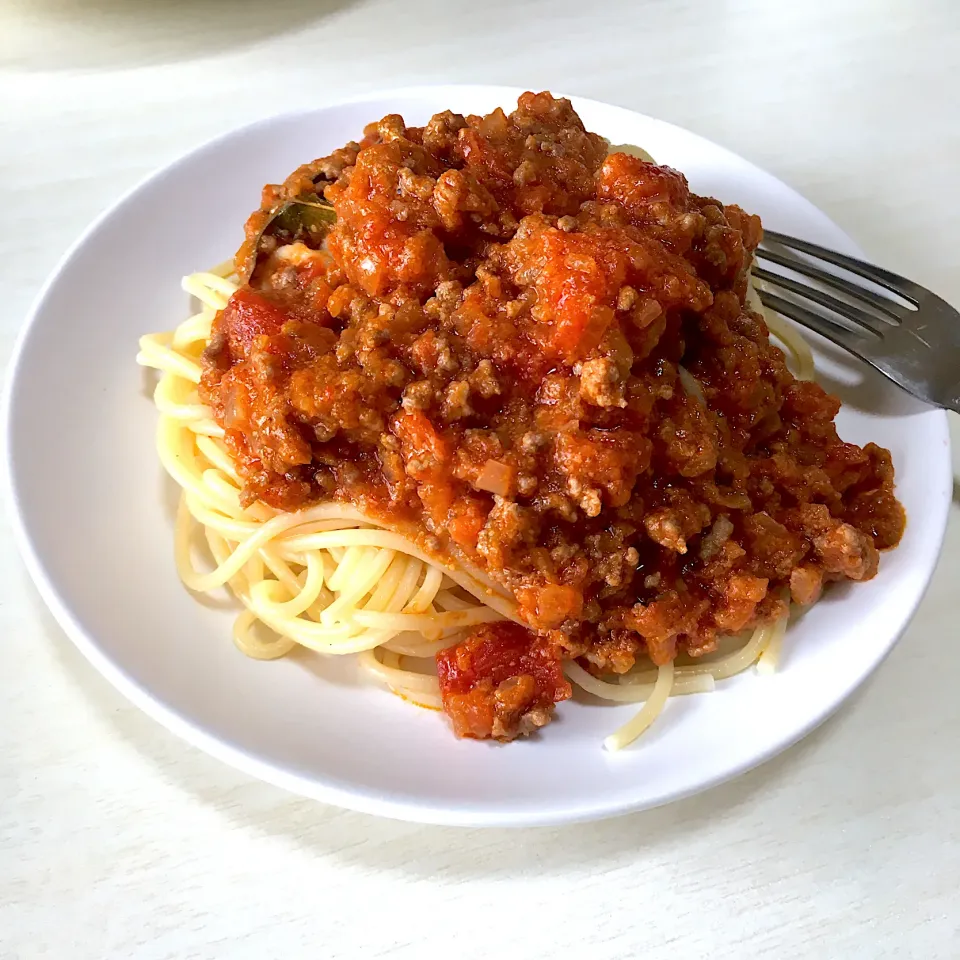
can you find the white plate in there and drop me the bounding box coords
[4,86,951,826]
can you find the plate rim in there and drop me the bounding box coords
[3,84,952,826]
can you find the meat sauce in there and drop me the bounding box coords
[201,93,905,741]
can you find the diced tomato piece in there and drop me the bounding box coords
[597,153,689,208]
[393,410,450,464]
[532,228,628,360]
[515,583,583,630]
[554,429,650,508]
[436,622,571,740]
[220,287,290,360]
[326,147,453,297]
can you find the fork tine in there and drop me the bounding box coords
[758,290,873,360]
[761,229,922,305]
[755,246,907,322]
[752,265,888,335]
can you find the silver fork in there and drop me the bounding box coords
[753,229,960,413]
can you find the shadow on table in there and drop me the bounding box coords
[0,0,353,71]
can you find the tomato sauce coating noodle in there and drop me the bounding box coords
[137,93,904,749]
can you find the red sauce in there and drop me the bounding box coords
[200,93,905,741]
[436,623,571,739]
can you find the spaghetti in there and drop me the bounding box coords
[137,261,807,750]
[134,96,905,751]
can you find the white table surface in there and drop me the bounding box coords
[2,1,959,957]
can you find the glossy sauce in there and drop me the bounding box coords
[201,93,905,740]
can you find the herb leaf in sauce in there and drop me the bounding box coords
[241,195,337,280]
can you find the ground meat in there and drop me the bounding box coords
[440,380,472,421]
[713,573,768,633]
[699,514,734,561]
[790,566,824,606]
[643,489,710,554]
[469,358,501,398]
[644,510,690,554]
[206,92,905,742]
[421,110,467,163]
[401,380,434,412]
[432,169,499,232]
[813,522,880,581]
[579,357,627,408]
[741,512,805,580]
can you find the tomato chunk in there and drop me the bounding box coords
[597,153,690,209]
[436,622,571,741]
[534,229,627,360]
[393,409,451,465]
[221,287,290,360]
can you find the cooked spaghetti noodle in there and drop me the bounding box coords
[137,263,805,748]
[135,94,905,752]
